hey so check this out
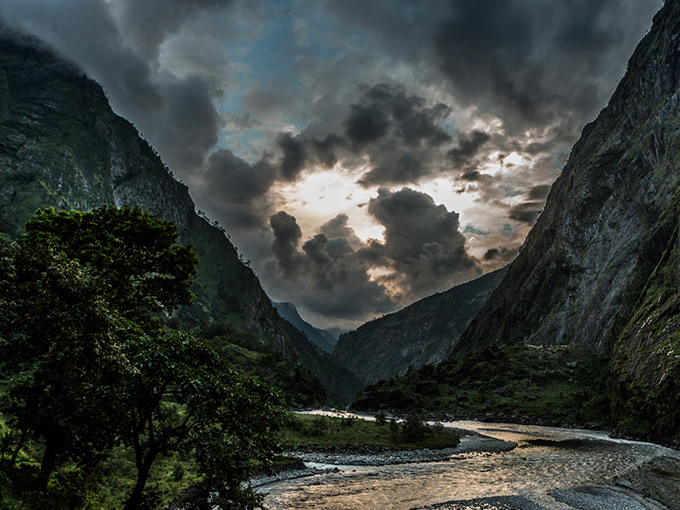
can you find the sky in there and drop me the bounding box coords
[0,0,663,330]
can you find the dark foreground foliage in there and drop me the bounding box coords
[0,207,286,510]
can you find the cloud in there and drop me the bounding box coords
[508,201,544,225]
[483,246,518,263]
[432,0,660,135]
[277,132,307,181]
[0,0,662,328]
[344,102,391,148]
[109,0,232,61]
[527,184,551,200]
[270,211,303,278]
[448,130,491,170]
[266,212,395,321]
[264,188,481,323]
[195,149,277,230]
[366,187,480,296]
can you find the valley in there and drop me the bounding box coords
[2,0,680,507]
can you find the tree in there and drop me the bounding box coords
[118,327,284,510]
[0,206,285,509]
[0,235,128,491]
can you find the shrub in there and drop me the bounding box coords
[402,414,429,443]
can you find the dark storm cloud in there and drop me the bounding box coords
[366,187,480,295]
[460,171,481,182]
[341,83,456,186]
[508,201,544,225]
[271,132,345,181]
[346,84,452,149]
[344,103,391,148]
[448,130,490,169]
[266,212,395,319]
[277,132,307,181]
[270,211,303,278]
[483,247,518,263]
[263,83,455,187]
[113,0,232,60]
[318,213,362,247]
[357,148,431,187]
[266,188,481,319]
[152,73,222,170]
[433,0,660,134]
[197,149,277,229]
[527,184,551,200]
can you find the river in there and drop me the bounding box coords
[260,417,678,510]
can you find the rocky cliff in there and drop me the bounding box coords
[334,267,507,384]
[0,34,362,405]
[453,0,680,443]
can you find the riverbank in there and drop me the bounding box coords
[253,426,515,488]
[261,418,680,510]
[288,431,515,467]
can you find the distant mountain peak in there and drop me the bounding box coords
[273,302,337,353]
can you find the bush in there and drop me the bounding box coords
[309,417,327,437]
[402,414,429,443]
[375,410,387,426]
[389,419,400,442]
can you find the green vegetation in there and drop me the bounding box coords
[195,320,328,407]
[283,413,459,451]
[608,216,680,445]
[353,342,610,427]
[0,207,286,510]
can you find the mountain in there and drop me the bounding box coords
[451,1,680,443]
[273,302,337,353]
[333,267,508,384]
[0,33,362,406]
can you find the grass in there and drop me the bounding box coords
[282,413,460,451]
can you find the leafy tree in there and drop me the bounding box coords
[0,235,127,491]
[0,206,285,509]
[401,413,429,443]
[22,206,197,326]
[117,327,284,510]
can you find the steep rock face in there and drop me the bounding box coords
[333,267,507,384]
[455,1,680,356]
[451,1,680,443]
[273,302,337,353]
[0,35,362,405]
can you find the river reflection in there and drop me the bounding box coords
[261,420,677,510]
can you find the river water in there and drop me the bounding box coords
[261,419,678,509]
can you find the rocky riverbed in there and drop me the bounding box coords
[261,420,680,510]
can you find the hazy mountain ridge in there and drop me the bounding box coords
[333,267,508,384]
[0,34,362,405]
[451,0,680,442]
[273,302,337,353]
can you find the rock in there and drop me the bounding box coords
[493,385,511,396]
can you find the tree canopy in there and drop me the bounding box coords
[0,206,285,510]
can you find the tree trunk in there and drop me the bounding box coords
[36,431,61,491]
[122,453,157,510]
